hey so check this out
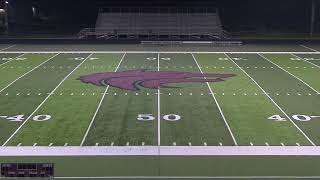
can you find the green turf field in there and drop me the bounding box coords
[0,44,319,179]
[0,50,319,146]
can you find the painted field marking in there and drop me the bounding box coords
[225,53,316,146]
[0,53,25,67]
[259,54,320,94]
[80,53,126,146]
[0,53,59,94]
[292,53,320,69]
[2,53,94,146]
[192,53,238,146]
[1,51,320,54]
[300,45,318,52]
[0,44,15,52]
[157,53,161,146]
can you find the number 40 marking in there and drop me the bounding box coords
[268,114,320,122]
[1,115,51,122]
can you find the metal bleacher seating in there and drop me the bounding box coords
[77,8,230,41]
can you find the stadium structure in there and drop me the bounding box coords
[0,0,319,179]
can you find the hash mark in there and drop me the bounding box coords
[204,142,207,146]
[142,142,145,146]
[219,142,223,146]
[95,143,99,146]
[265,142,269,146]
[111,142,114,146]
[173,142,176,146]
[64,143,68,146]
[48,143,53,146]
[250,142,253,146]
[126,142,129,146]
[188,142,192,146]
[33,143,37,147]
[280,143,285,146]
[17,143,22,147]
[296,143,300,146]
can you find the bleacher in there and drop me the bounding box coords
[78,8,228,40]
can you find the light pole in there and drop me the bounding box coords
[310,0,316,37]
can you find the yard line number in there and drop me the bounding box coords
[147,57,171,61]
[291,57,320,61]
[0,114,51,122]
[137,114,181,121]
[268,114,320,122]
[0,57,27,61]
[69,57,99,61]
[219,57,248,61]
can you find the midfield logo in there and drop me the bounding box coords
[78,70,236,91]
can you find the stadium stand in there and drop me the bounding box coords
[77,7,228,40]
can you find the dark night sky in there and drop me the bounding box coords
[6,0,316,33]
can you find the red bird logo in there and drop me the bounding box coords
[78,70,236,91]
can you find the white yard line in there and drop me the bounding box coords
[0,53,60,94]
[292,53,320,69]
[224,53,316,146]
[0,51,320,54]
[80,53,126,146]
[300,45,318,52]
[258,54,320,94]
[0,44,15,52]
[2,53,94,146]
[2,146,320,156]
[0,53,25,67]
[157,53,161,146]
[192,53,238,146]
[53,176,320,179]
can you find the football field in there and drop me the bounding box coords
[0,43,320,178]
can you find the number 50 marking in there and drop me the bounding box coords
[137,114,181,121]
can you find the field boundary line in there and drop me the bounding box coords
[52,176,320,179]
[300,45,318,52]
[2,53,94,146]
[0,45,15,52]
[80,53,126,146]
[0,51,320,54]
[0,53,59,94]
[292,53,320,69]
[192,53,238,146]
[224,53,316,146]
[258,54,320,94]
[157,53,161,146]
[2,146,320,156]
[0,53,25,67]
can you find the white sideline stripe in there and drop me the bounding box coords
[224,53,316,146]
[0,53,25,67]
[157,53,161,146]
[51,176,320,179]
[80,53,126,146]
[192,54,238,146]
[300,45,318,52]
[2,146,320,156]
[0,51,320,54]
[0,44,15,52]
[259,54,320,94]
[2,53,94,146]
[0,53,59,94]
[292,53,320,69]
